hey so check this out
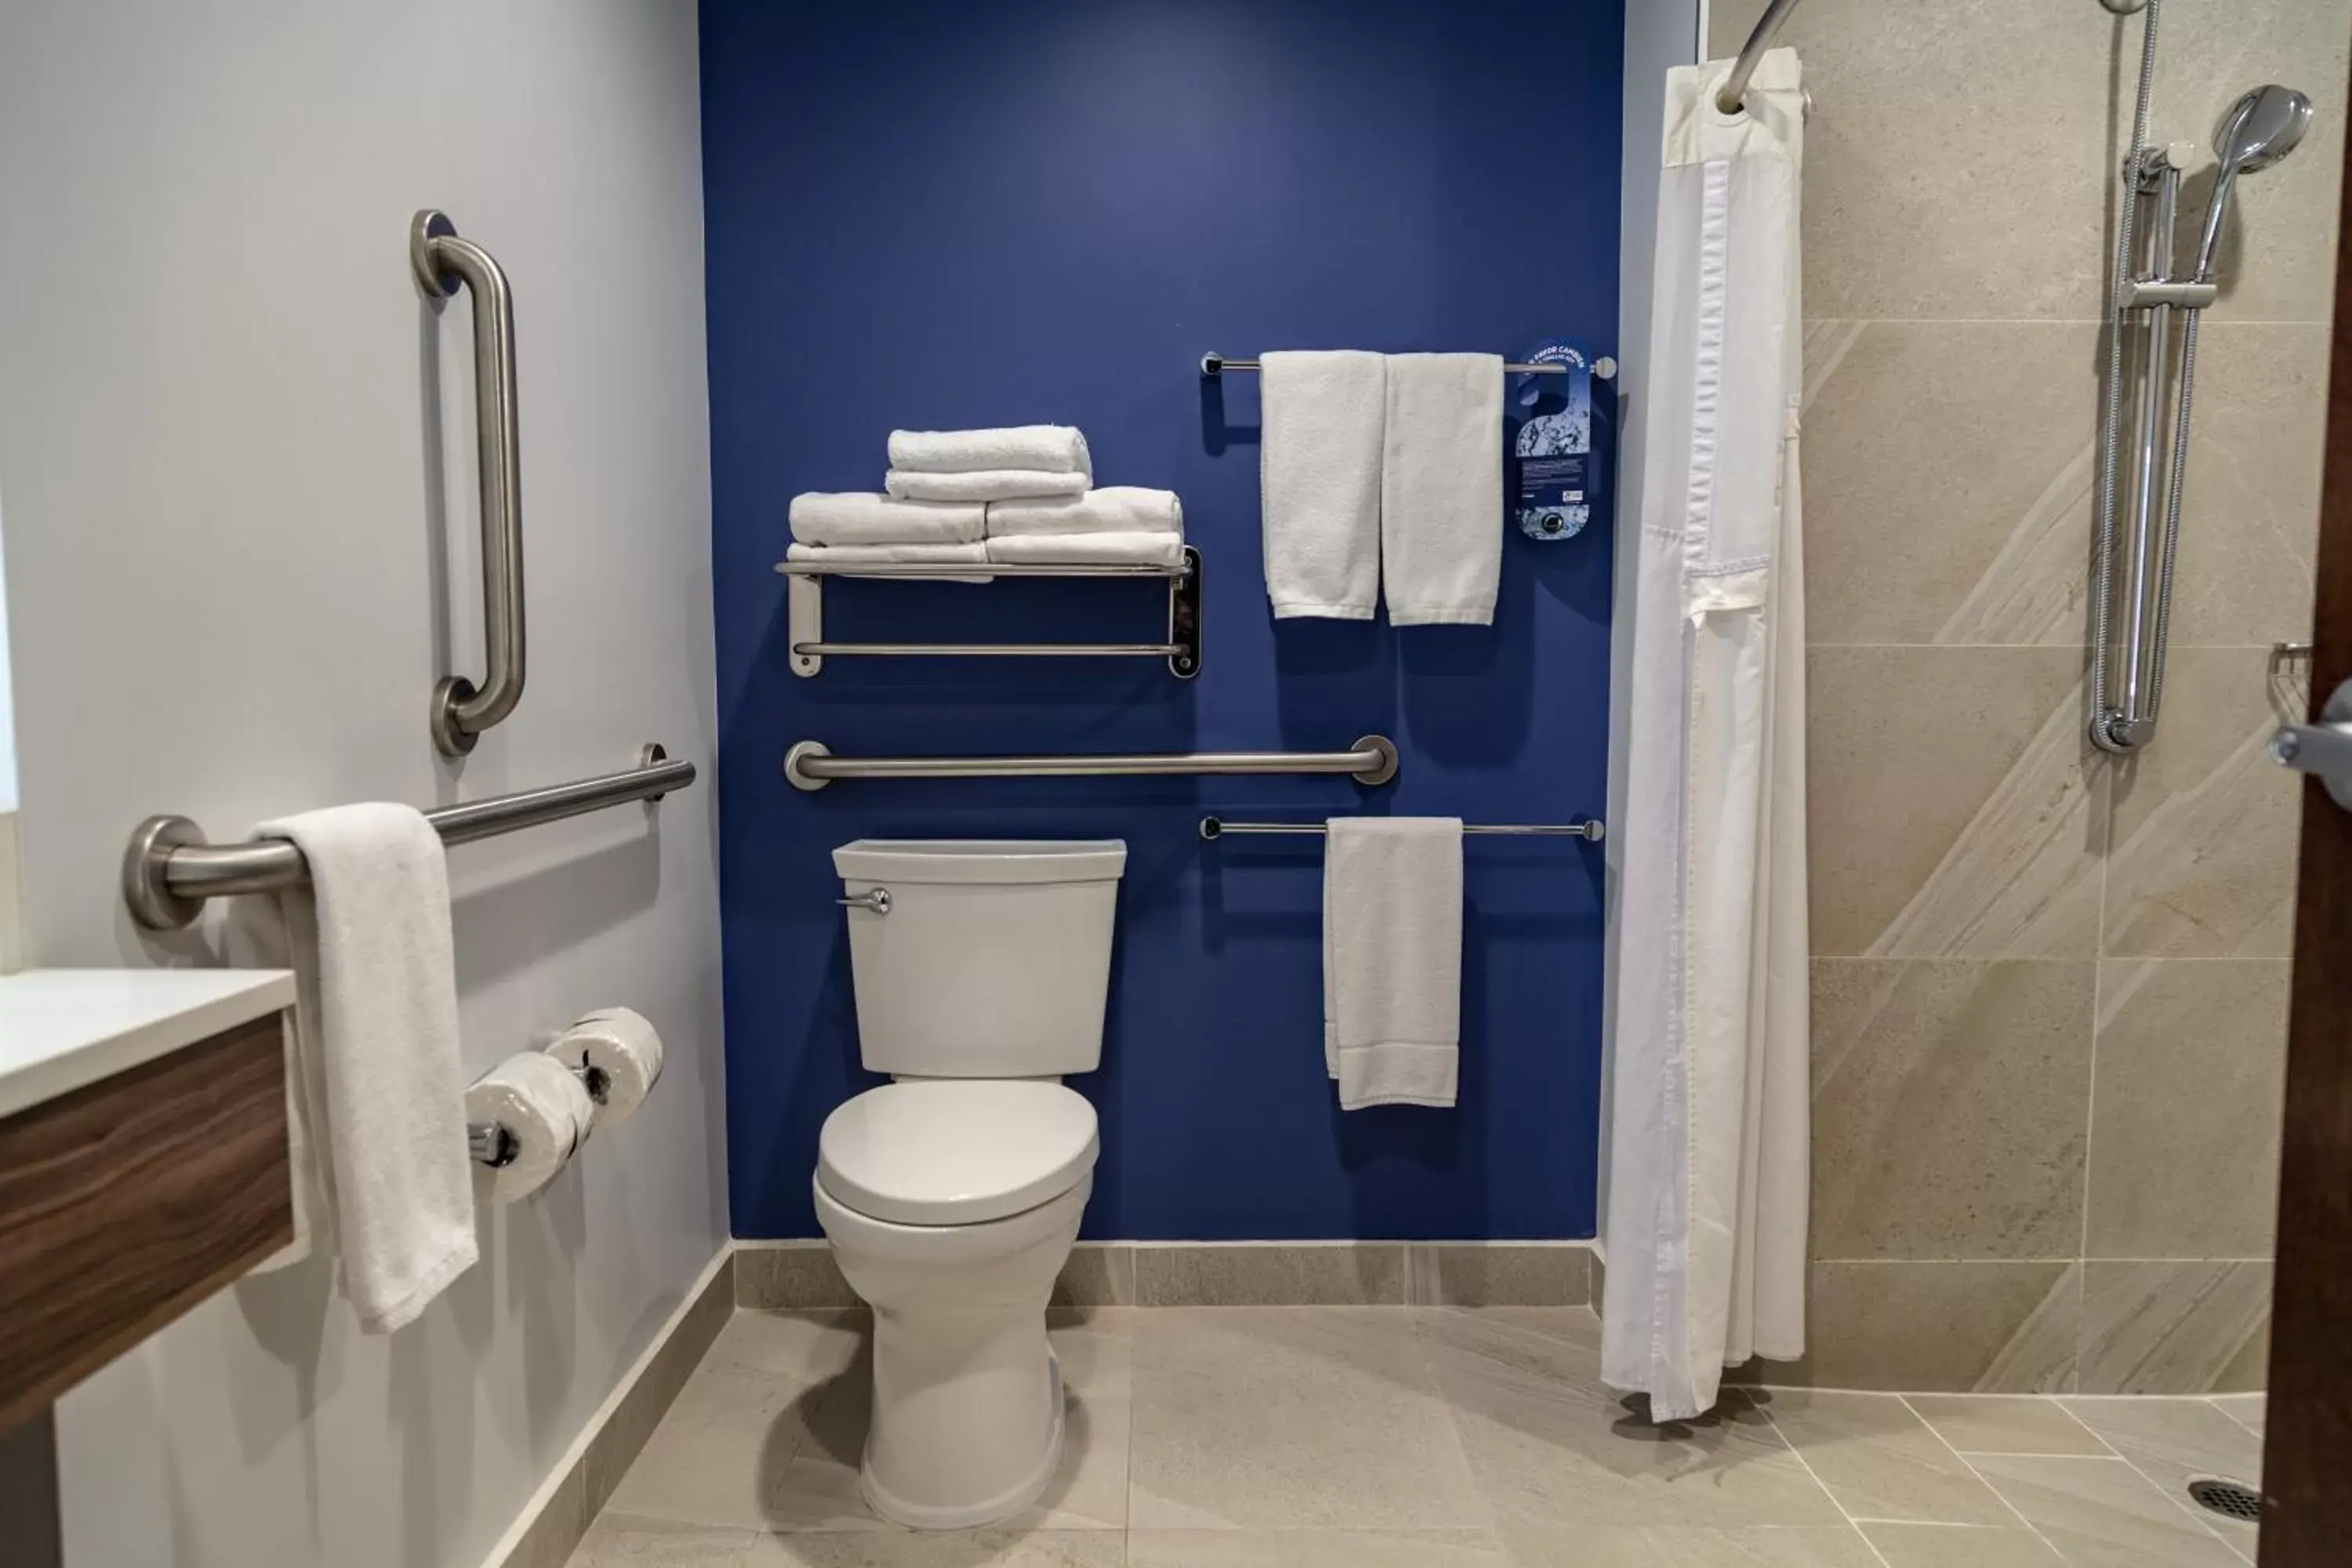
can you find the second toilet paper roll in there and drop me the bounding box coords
[547,1007,665,1126]
[467,1053,595,1203]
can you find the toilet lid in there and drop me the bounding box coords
[816,1080,1099,1227]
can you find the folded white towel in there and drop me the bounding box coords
[888,425,1092,477]
[466,1053,595,1205]
[1381,353,1503,625]
[884,468,1091,503]
[1260,350,1387,619]
[985,532,1186,568]
[987,486,1183,537]
[786,541,993,583]
[547,1007,665,1127]
[1323,817,1463,1110]
[789,492,984,546]
[249,803,477,1332]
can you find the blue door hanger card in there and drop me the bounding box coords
[1512,339,1611,542]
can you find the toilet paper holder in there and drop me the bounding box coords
[467,1059,609,1168]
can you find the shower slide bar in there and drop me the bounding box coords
[784,735,1399,791]
[412,211,528,758]
[1200,815,1604,843]
[122,745,696,931]
[1201,353,1617,380]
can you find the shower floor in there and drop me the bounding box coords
[566,1305,2263,1566]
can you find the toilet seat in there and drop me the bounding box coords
[816,1079,1098,1227]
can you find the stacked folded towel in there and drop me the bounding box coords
[788,426,1185,570]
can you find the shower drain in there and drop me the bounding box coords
[2187,1476,2264,1523]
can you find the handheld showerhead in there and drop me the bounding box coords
[2194,85,2314,281]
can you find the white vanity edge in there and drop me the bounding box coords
[0,967,296,1121]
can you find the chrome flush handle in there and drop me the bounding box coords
[837,887,891,915]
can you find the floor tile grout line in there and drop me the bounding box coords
[1735,1392,1896,1568]
[1900,1394,2080,1566]
[2056,1400,2259,1563]
[1400,1301,1508,1541]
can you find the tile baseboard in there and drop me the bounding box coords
[732,1239,1595,1309]
[483,1247,735,1568]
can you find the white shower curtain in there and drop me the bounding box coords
[1602,48,1809,1424]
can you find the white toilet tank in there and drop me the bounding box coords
[832,840,1127,1078]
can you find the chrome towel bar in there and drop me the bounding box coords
[122,745,695,930]
[413,209,527,757]
[1200,351,1616,380]
[784,735,1399,791]
[1200,815,1604,843]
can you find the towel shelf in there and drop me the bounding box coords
[122,744,696,931]
[785,734,1399,791]
[1200,815,1604,842]
[775,546,1202,680]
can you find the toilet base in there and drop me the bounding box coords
[861,1348,1065,1530]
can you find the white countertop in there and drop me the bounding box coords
[0,968,296,1120]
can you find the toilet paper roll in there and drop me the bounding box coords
[547,1007,665,1127]
[467,1052,595,1204]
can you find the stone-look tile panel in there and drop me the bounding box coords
[2085,960,2289,1259]
[734,1244,858,1311]
[602,1353,831,1531]
[1504,1520,1882,1567]
[1968,1454,2243,1568]
[566,1512,752,1566]
[1404,1243,1591,1307]
[1128,1529,1508,1566]
[1127,1308,1485,1530]
[1133,1243,1407,1305]
[506,1466,590,1568]
[1800,321,2100,647]
[1809,648,2105,960]
[1051,1243,1135,1308]
[1728,1261,2078,1394]
[1858,1523,2067,1567]
[2163,325,2327,647]
[749,1530,1127,1566]
[2211,1392,2267,1434]
[1811,959,2093,1260]
[1711,0,2114,319]
[2075,1261,2272,1396]
[1901,1395,2107,1457]
[2104,648,2302,959]
[1741,1388,2011,1523]
[2060,1398,2263,1560]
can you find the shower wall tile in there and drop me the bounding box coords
[1799,321,2099,648]
[1810,960,2092,1260]
[2074,1261,2272,1395]
[1728,1261,2078,1394]
[1715,0,2113,320]
[1808,648,2104,959]
[2085,959,2288,1260]
[2103,648,2302,958]
[2162,325,2327,647]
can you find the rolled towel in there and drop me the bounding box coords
[985,532,1186,568]
[789,492,984,546]
[888,425,1091,477]
[546,1007,665,1127]
[884,468,1091,503]
[467,1052,596,1205]
[986,486,1183,538]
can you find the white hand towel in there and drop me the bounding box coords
[884,468,1091,503]
[466,1053,595,1205]
[888,424,1091,477]
[547,1007,665,1127]
[1323,817,1463,1110]
[789,492,984,546]
[250,804,477,1333]
[985,532,1186,568]
[1260,350,1386,619]
[1381,353,1503,625]
[986,486,1183,537]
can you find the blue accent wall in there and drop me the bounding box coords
[703,0,1624,1240]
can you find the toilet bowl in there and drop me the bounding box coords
[817,840,1125,1529]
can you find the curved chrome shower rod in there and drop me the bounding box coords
[1717,0,1806,114]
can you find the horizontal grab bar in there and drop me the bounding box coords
[1200,815,1604,842]
[772,559,1188,579]
[122,745,695,930]
[1200,352,1617,379]
[791,641,1186,659]
[783,735,1399,792]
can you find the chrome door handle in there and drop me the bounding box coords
[414,209,526,757]
[2270,677,2352,811]
[837,887,891,915]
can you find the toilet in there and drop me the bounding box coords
[815,838,1126,1529]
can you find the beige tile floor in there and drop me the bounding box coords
[568,1307,2267,1566]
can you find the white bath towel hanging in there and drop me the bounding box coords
[1381,352,1503,625]
[1602,48,1809,1423]
[1323,817,1464,1109]
[1259,350,1386,619]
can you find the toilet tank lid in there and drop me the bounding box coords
[816,1080,1100,1226]
[832,839,1127,884]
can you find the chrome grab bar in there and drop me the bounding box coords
[1200,352,1616,380]
[1200,815,1603,843]
[122,745,694,930]
[413,210,525,757]
[783,735,1399,792]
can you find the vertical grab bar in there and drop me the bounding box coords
[412,210,525,757]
